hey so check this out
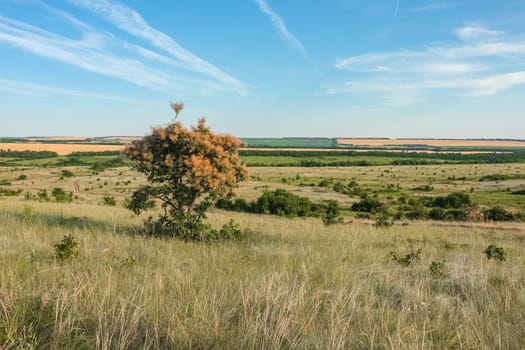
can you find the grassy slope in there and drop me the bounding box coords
[0,162,524,348]
[1,201,524,349]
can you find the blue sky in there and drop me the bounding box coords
[1,0,524,138]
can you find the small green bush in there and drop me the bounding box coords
[391,249,421,266]
[431,192,472,209]
[52,188,73,203]
[413,185,433,192]
[332,182,345,193]
[102,195,117,206]
[484,244,506,262]
[351,195,383,213]
[53,234,79,260]
[61,169,75,178]
[216,220,242,240]
[429,261,445,277]
[375,215,392,227]
[483,206,514,221]
[0,188,22,196]
[322,200,343,225]
[37,189,49,202]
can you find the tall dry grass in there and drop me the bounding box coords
[1,200,524,349]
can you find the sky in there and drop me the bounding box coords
[1,0,524,138]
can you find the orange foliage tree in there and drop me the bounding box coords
[124,103,248,239]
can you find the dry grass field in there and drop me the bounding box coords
[0,143,125,155]
[1,162,524,349]
[1,199,524,349]
[337,138,525,148]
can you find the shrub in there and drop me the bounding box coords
[102,195,117,206]
[61,169,74,178]
[390,249,421,266]
[216,219,242,240]
[432,192,471,209]
[332,182,345,193]
[483,206,515,221]
[428,207,446,220]
[0,188,22,196]
[51,187,73,203]
[484,244,506,262]
[124,103,248,240]
[429,261,445,277]
[322,200,343,225]
[413,184,433,192]
[217,189,327,219]
[375,215,392,227]
[216,197,250,212]
[53,234,79,260]
[479,174,509,181]
[18,174,27,180]
[351,195,382,213]
[443,209,468,221]
[37,189,49,202]
[252,189,318,217]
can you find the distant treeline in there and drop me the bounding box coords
[242,138,337,148]
[0,150,58,159]
[57,155,126,170]
[239,150,525,166]
[69,151,122,157]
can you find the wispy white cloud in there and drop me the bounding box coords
[429,71,525,96]
[0,15,173,88]
[0,1,248,95]
[0,78,156,103]
[253,0,307,54]
[409,2,453,13]
[456,25,503,41]
[67,0,247,92]
[253,0,321,76]
[328,24,525,104]
[323,78,423,106]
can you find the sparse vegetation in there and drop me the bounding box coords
[1,141,524,348]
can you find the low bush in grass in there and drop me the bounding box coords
[430,192,472,209]
[61,169,75,178]
[484,244,506,262]
[0,187,22,196]
[217,189,327,218]
[351,195,383,213]
[51,188,73,203]
[322,200,343,225]
[483,206,515,221]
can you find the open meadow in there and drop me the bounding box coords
[0,149,524,349]
[3,0,525,348]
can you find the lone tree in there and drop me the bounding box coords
[124,103,248,240]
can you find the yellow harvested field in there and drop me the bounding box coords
[336,138,525,147]
[0,142,124,155]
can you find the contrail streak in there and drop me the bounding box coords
[393,0,400,21]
